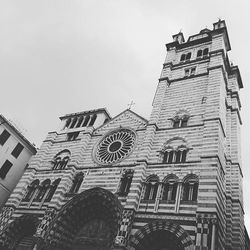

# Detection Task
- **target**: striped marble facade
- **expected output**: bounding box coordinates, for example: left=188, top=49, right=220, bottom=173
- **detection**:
left=0, top=20, right=248, bottom=250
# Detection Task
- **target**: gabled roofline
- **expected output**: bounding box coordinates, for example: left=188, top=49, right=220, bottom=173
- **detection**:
left=94, top=109, right=148, bottom=131
left=0, top=114, right=37, bottom=153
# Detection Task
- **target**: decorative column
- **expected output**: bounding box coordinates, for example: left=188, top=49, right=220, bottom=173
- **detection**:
left=114, top=210, right=134, bottom=249
left=195, top=214, right=216, bottom=250
left=174, top=182, right=182, bottom=213
left=211, top=219, right=217, bottom=250
left=34, top=208, right=57, bottom=250
left=188, top=183, right=194, bottom=201
left=154, top=182, right=163, bottom=212
left=0, top=207, right=14, bottom=231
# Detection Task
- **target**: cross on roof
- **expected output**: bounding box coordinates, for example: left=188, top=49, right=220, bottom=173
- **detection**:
left=127, top=101, right=135, bottom=110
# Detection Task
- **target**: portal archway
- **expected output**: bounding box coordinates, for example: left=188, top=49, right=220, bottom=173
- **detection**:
left=129, top=221, right=194, bottom=250
left=0, top=214, right=39, bottom=250
left=44, top=187, right=123, bottom=250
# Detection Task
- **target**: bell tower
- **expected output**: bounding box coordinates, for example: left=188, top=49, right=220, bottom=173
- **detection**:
left=138, top=19, right=244, bottom=249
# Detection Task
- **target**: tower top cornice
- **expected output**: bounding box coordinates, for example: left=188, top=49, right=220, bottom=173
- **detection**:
left=59, top=108, right=111, bottom=120
left=166, top=19, right=231, bottom=52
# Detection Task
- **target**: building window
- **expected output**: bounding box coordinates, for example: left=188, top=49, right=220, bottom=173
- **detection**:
left=182, top=175, right=199, bottom=201
left=172, top=109, right=190, bottom=128
left=23, top=180, right=40, bottom=201
left=197, top=48, right=209, bottom=59
left=52, top=150, right=71, bottom=170
left=69, top=172, right=84, bottom=193
left=76, top=116, right=84, bottom=128
left=163, top=149, right=187, bottom=164
left=89, top=114, right=97, bottom=126
left=11, top=143, right=24, bottom=158
left=173, top=118, right=188, bottom=128
left=117, top=169, right=134, bottom=196
left=0, top=130, right=11, bottom=146
left=33, top=179, right=51, bottom=202
left=0, top=160, right=13, bottom=179
left=143, top=175, right=159, bottom=200
left=95, top=129, right=136, bottom=165
left=45, top=178, right=61, bottom=202
left=65, top=118, right=71, bottom=128
left=70, top=117, right=77, bottom=128
left=82, top=115, right=90, bottom=127
left=184, top=67, right=196, bottom=77
left=162, top=175, right=178, bottom=201
left=180, top=52, right=191, bottom=63
left=67, top=132, right=80, bottom=141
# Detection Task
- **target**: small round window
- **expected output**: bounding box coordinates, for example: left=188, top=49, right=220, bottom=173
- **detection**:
left=94, top=129, right=136, bottom=164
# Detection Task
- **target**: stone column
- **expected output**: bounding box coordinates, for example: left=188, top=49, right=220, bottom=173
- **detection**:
left=114, top=210, right=134, bottom=250
left=154, top=183, right=162, bottom=212
left=211, top=219, right=217, bottom=250
left=175, top=182, right=182, bottom=213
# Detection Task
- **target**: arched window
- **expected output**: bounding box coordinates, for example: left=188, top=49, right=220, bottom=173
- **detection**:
left=45, top=178, right=61, bottom=202
left=175, top=150, right=182, bottom=163
left=172, top=110, right=190, bottom=128
left=70, top=172, right=84, bottom=193
left=180, top=54, right=186, bottom=62
left=89, top=114, right=97, bottom=126
left=163, top=150, right=174, bottom=164
left=163, top=149, right=187, bottom=164
left=53, top=157, right=61, bottom=170
left=60, top=156, right=69, bottom=170
left=162, top=175, right=178, bottom=201
left=182, top=174, right=199, bottom=201
left=180, top=52, right=192, bottom=63
left=23, top=180, right=40, bottom=201
left=172, top=117, right=188, bottom=128
left=143, top=175, right=159, bottom=200
left=70, top=117, right=77, bottom=129
left=197, top=48, right=209, bottom=59
left=197, top=49, right=202, bottom=58
left=186, top=52, right=191, bottom=61
left=203, top=48, right=209, bottom=56
left=161, top=137, right=189, bottom=164
left=82, top=115, right=90, bottom=126
left=33, top=179, right=51, bottom=202
left=117, top=169, right=134, bottom=196
left=52, top=150, right=71, bottom=170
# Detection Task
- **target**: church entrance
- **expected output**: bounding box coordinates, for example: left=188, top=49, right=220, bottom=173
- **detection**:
left=130, top=221, right=194, bottom=250
left=135, top=230, right=184, bottom=250
left=44, top=187, right=123, bottom=250
left=72, top=219, right=112, bottom=250
left=0, top=214, right=38, bottom=250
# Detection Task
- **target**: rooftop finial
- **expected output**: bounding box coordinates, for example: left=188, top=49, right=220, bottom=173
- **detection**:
left=127, top=101, right=135, bottom=110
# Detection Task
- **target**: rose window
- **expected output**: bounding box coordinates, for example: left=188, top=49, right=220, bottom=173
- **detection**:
left=95, top=129, right=136, bottom=164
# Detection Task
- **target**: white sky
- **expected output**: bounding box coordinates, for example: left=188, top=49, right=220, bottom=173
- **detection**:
left=1, top=0, right=250, bottom=232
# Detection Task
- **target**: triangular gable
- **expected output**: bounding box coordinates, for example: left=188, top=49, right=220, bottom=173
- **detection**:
left=94, top=109, right=148, bottom=135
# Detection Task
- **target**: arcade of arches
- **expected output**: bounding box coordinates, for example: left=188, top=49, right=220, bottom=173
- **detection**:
left=0, top=188, right=193, bottom=250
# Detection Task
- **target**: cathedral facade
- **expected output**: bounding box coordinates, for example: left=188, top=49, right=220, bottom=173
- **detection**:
left=0, top=20, right=247, bottom=250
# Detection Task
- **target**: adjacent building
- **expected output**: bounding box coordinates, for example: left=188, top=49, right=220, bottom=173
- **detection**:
left=0, top=20, right=248, bottom=250
left=0, top=114, right=37, bottom=209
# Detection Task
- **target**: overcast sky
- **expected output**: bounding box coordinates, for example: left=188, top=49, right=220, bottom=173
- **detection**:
left=1, top=0, right=250, bottom=232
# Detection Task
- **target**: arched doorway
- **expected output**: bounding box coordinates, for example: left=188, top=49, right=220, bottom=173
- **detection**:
left=0, top=214, right=38, bottom=250
left=44, top=187, right=123, bottom=250
left=129, top=221, right=194, bottom=250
